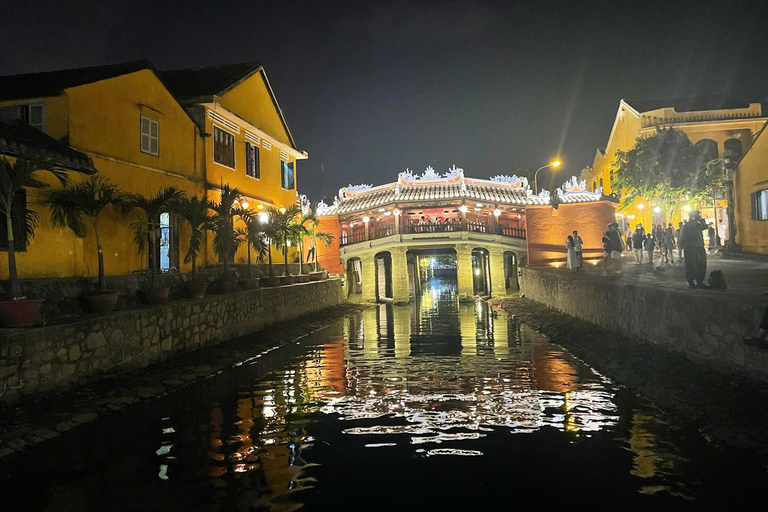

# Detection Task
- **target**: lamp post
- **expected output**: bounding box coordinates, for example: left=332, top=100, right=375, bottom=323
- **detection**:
left=533, top=160, right=562, bottom=195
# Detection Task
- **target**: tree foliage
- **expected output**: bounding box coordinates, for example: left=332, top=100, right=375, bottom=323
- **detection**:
left=46, top=176, right=129, bottom=291
left=0, top=156, right=70, bottom=298
left=173, top=196, right=211, bottom=275
left=612, top=128, right=721, bottom=216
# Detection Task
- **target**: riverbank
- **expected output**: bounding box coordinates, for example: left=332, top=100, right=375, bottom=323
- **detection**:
left=519, top=258, right=768, bottom=382
left=497, top=295, right=768, bottom=464
left=0, top=278, right=345, bottom=404
left=0, top=303, right=367, bottom=461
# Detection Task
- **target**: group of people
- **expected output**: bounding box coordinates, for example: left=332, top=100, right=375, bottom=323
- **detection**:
left=562, top=210, right=712, bottom=288
left=411, top=216, right=462, bottom=233
left=629, top=223, right=678, bottom=266
left=565, top=230, right=584, bottom=271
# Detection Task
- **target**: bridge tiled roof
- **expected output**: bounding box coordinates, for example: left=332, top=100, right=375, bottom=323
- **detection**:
left=317, top=169, right=605, bottom=216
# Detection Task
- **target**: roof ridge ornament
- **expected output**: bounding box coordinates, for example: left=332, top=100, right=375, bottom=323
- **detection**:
left=490, top=174, right=529, bottom=189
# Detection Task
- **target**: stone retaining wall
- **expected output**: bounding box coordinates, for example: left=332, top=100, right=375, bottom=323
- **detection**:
left=0, top=279, right=344, bottom=404
left=0, top=263, right=318, bottom=325
left=520, top=268, right=768, bottom=382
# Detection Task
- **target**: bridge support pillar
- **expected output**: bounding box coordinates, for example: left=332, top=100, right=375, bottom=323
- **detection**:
left=456, top=244, right=475, bottom=302
left=489, top=247, right=507, bottom=298
left=360, top=257, right=377, bottom=303
left=390, top=247, right=410, bottom=304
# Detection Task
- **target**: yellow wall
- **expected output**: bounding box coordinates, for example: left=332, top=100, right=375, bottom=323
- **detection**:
left=734, top=124, right=768, bottom=254
left=594, top=101, right=766, bottom=231
left=219, top=70, right=292, bottom=146
left=0, top=70, right=207, bottom=280
left=0, top=65, right=307, bottom=280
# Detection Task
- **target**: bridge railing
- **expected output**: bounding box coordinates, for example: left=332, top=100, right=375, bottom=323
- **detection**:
left=340, top=222, right=526, bottom=246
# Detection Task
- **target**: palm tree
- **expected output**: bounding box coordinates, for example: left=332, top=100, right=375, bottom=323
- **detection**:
left=234, top=209, right=269, bottom=279
left=173, top=196, right=211, bottom=276
left=46, top=175, right=128, bottom=292
left=129, top=187, right=186, bottom=289
left=208, top=184, right=242, bottom=276
left=304, top=214, right=335, bottom=272
left=266, top=205, right=305, bottom=276
left=0, top=156, right=69, bottom=299
left=293, top=211, right=317, bottom=274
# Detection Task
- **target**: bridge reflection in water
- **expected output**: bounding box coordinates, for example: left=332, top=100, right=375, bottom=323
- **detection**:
left=202, top=278, right=754, bottom=510
left=9, top=280, right=762, bottom=511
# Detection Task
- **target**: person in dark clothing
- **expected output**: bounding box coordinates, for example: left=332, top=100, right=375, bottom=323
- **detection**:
left=707, top=223, right=717, bottom=252
left=643, top=232, right=655, bottom=266
left=678, top=210, right=708, bottom=288
left=677, top=221, right=685, bottom=260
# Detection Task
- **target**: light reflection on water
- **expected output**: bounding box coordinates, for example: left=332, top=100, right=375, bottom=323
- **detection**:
left=172, top=280, right=714, bottom=510
left=6, top=279, right=766, bottom=511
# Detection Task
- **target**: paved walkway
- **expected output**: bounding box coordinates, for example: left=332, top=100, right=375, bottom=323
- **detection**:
left=543, top=249, right=768, bottom=302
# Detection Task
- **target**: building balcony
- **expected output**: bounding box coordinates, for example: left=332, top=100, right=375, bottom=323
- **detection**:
left=340, top=221, right=526, bottom=247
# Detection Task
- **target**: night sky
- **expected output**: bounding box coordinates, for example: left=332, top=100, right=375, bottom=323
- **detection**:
left=2, top=0, right=767, bottom=200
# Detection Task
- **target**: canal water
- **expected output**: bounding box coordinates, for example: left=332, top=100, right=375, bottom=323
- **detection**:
left=1, top=280, right=765, bottom=511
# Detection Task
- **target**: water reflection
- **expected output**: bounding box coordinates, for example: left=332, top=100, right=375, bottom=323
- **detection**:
left=5, top=279, right=763, bottom=511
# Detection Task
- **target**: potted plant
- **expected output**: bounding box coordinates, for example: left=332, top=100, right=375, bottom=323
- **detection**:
left=0, top=156, right=70, bottom=326
left=235, top=209, right=268, bottom=290
left=174, top=196, right=211, bottom=299
left=209, top=184, right=242, bottom=293
left=304, top=213, right=334, bottom=281
left=129, top=187, right=185, bottom=304
left=267, top=205, right=305, bottom=285
left=46, top=175, right=128, bottom=314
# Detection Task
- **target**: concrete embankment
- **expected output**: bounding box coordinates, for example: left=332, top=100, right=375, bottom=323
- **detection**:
left=519, top=267, right=768, bottom=383
left=0, top=302, right=365, bottom=460
left=497, top=295, right=768, bottom=461
left=0, top=279, right=345, bottom=404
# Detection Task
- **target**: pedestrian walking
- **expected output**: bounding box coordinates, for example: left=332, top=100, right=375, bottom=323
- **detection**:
left=572, top=230, right=583, bottom=270
left=643, top=232, right=655, bottom=266
left=679, top=210, right=708, bottom=288
left=601, top=222, right=624, bottom=276
left=632, top=226, right=644, bottom=264
left=677, top=221, right=685, bottom=260
left=566, top=235, right=576, bottom=271
left=662, top=226, right=676, bottom=264
left=707, top=223, right=717, bottom=252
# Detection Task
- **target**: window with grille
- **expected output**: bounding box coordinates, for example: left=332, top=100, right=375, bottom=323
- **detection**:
left=752, top=189, right=768, bottom=221
left=246, top=142, right=260, bottom=179
left=0, top=103, right=45, bottom=132
left=140, top=116, right=159, bottom=156
left=213, top=126, right=235, bottom=168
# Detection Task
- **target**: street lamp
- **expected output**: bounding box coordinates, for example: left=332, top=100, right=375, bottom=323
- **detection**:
left=533, top=160, right=562, bottom=195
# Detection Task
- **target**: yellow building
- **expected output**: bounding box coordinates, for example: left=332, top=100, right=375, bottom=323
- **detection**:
left=582, top=96, right=766, bottom=236
left=733, top=120, right=768, bottom=254
left=0, top=59, right=306, bottom=279
left=161, top=62, right=308, bottom=265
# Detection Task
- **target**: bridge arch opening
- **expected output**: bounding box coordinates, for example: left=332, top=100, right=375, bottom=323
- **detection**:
left=374, top=251, right=393, bottom=302
left=346, top=257, right=363, bottom=297
left=406, top=248, right=458, bottom=298
left=504, top=251, right=519, bottom=291
left=471, top=247, right=491, bottom=298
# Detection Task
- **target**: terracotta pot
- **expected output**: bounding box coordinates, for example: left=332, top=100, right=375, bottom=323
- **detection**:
left=216, top=279, right=239, bottom=294
left=240, top=278, right=260, bottom=290
left=83, top=291, right=119, bottom=314
left=0, top=298, right=43, bottom=327
left=309, top=271, right=324, bottom=281
left=260, top=276, right=281, bottom=287
left=137, top=287, right=170, bottom=305
left=186, top=281, right=209, bottom=300
left=294, top=274, right=310, bottom=283
left=279, top=275, right=295, bottom=285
